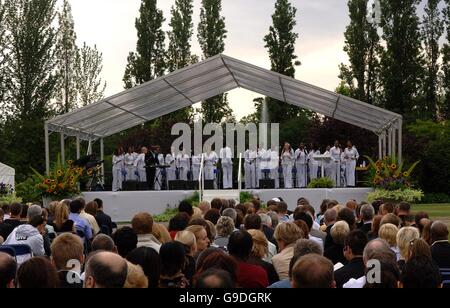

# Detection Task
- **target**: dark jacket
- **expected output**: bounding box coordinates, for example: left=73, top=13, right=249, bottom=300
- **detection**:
left=431, top=241, right=450, bottom=269
left=248, top=256, right=280, bottom=285
left=358, top=222, right=372, bottom=236
left=96, top=210, right=113, bottom=234
left=324, top=243, right=346, bottom=266
left=334, top=257, right=365, bottom=288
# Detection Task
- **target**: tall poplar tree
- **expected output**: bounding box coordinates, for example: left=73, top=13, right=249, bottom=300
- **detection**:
left=441, top=0, right=450, bottom=120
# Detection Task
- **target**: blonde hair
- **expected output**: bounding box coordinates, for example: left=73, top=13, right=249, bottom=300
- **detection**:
left=247, top=229, right=268, bottom=259
left=185, top=225, right=206, bottom=241
left=191, top=206, right=203, bottom=219
left=396, top=227, right=420, bottom=260
left=333, top=204, right=344, bottom=213
left=378, top=223, right=399, bottom=247
left=50, top=233, right=83, bottom=270
left=175, top=230, right=197, bottom=248
left=124, top=261, right=148, bottom=288
left=54, top=202, right=69, bottom=230
left=152, top=223, right=172, bottom=244
left=198, top=201, right=211, bottom=213
left=274, top=222, right=304, bottom=245
left=206, top=220, right=217, bottom=240
left=216, top=216, right=235, bottom=237
left=330, top=221, right=350, bottom=245
left=48, top=201, right=59, bottom=216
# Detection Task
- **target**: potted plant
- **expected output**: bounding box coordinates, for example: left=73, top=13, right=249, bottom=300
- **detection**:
left=307, top=177, right=334, bottom=189
left=365, top=155, right=424, bottom=203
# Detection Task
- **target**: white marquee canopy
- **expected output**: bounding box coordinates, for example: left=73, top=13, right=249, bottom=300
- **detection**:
left=45, top=54, right=402, bottom=174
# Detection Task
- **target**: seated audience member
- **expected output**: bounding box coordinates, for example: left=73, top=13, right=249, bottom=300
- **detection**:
left=415, top=211, right=430, bottom=235
left=52, top=202, right=75, bottom=233
left=0, top=252, right=17, bottom=288
left=198, top=200, right=211, bottom=216
left=244, top=213, right=277, bottom=261
left=291, top=254, right=335, bottom=288
left=50, top=233, right=84, bottom=288
left=371, top=200, right=383, bottom=215
left=78, top=198, right=100, bottom=235
left=127, top=247, right=160, bottom=288
left=188, top=217, right=214, bottom=242
left=185, top=225, right=210, bottom=260
left=178, top=200, right=194, bottom=218
left=396, top=226, right=420, bottom=271
left=174, top=230, right=197, bottom=284
left=421, top=220, right=433, bottom=245
left=380, top=213, right=401, bottom=228
left=337, top=207, right=356, bottom=231
left=168, top=212, right=190, bottom=239
left=131, top=212, right=161, bottom=252
left=297, top=204, right=323, bottom=234
left=92, top=234, right=117, bottom=253
left=152, top=223, right=172, bottom=244
left=275, top=202, right=290, bottom=222
left=272, top=222, right=304, bottom=280
left=210, top=198, right=223, bottom=213
left=0, top=208, right=14, bottom=242
left=323, top=209, right=337, bottom=249
left=247, top=229, right=279, bottom=284
left=249, top=199, right=262, bottom=215
left=324, top=221, right=350, bottom=265
left=368, top=215, right=383, bottom=240
left=259, top=213, right=275, bottom=241
left=222, top=208, right=238, bottom=229
left=16, top=256, right=59, bottom=288
left=430, top=221, right=450, bottom=269
left=213, top=216, right=234, bottom=250
left=124, top=261, right=148, bottom=288
left=346, top=200, right=358, bottom=212
left=227, top=230, right=268, bottom=288
left=378, top=223, right=400, bottom=260
left=364, top=254, right=401, bottom=288
left=159, top=241, right=189, bottom=288
left=69, top=199, right=93, bottom=242
left=396, top=201, right=411, bottom=224
left=204, top=208, right=221, bottom=225
left=84, top=251, right=128, bottom=288
left=194, top=249, right=237, bottom=283
left=267, top=211, right=279, bottom=230
left=194, top=268, right=235, bottom=288
left=379, top=202, right=395, bottom=216
left=112, top=226, right=138, bottom=258
left=358, top=204, right=375, bottom=235
left=294, top=210, right=323, bottom=249
left=3, top=202, right=22, bottom=230
left=400, top=256, right=442, bottom=288
left=94, top=198, right=114, bottom=234
left=334, top=230, right=368, bottom=288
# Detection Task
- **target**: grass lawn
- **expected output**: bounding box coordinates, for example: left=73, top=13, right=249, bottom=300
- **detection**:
left=412, top=203, right=450, bottom=240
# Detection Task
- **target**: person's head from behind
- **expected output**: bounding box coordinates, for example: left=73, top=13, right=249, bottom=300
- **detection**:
left=159, top=241, right=186, bottom=277
left=85, top=201, right=98, bottom=217
left=152, top=223, right=172, bottom=244
left=276, top=201, right=288, bottom=215
left=204, top=209, right=221, bottom=225
left=0, top=252, right=17, bottom=288
left=168, top=212, right=190, bottom=233
left=364, top=255, right=400, bottom=288
left=198, top=201, right=211, bottom=215
left=222, top=208, right=237, bottom=224
left=323, top=209, right=337, bottom=226
left=175, top=230, right=197, bottom=256
left=27, top=204, right=42, bottom=222
left=178, top=200, right=194, bottom=217
left=84, top=251, right=128, bottom=288
left=131, top=212, right=153, bottom=235
left=346, top=200, right=358, bottom=211
left=363, top=239, right=395, bottom=265
left=380, top=213, right=401, bottom=228
left=294, top=239, right=323, bottom=257
left=92, top=234, right=117, bottom=253
left=54, top=202, right=70, bottom=228
left=291, top=255, right=335, bottom=288
left=9, top=202, right=22, bottom=219
left=194, top=268, right=234, bottom=288
left=330, top=221, right=350, bottom=245
left=51, top=233, right=84, bottom=271
left=244, top=213, right=262, bottom=231
left=344, top=230, right=368, bottom=260
left=185, top=225, right=209, bottom=253
left=360, top=204, right=375, bottom=222
left=396, top=227, right=420, bottom=261
left=94, top=198, right=104, bottom=210
left=396, top=201, right=411, bottom=217
left=124, top=261, right=148, bottom=288
left=69, top=199, right=84, bottom=214
left=112, top=226, right=138, bottom=257
left=380, top=202, right=395, bottom=215
left=227, top=230, right=253, bottom=262
left=430, top=221, right=449, bottom=244
left=194, top=249, right=238, bottom=284
left=247, top=229, right=269, bottom=259
left=400, top=256, right=441, bottom=288
left=293, top=210, right=313, bottom=232
left=337, top=207, right=356, bottom=230
left=378, top=223, right=399, bottom=247
left=16, top=257, right=59, bottom=288
left=408, top=238, right=432, bottom=261
left=216, top=216, right=235, bottom=238
left=126, top=247, right=160, bottom=288
left=29, top=215, right=46, bottom=234
left=210, top=198, right=223, bottom=212
left=274, top=222, right=304, bottom=251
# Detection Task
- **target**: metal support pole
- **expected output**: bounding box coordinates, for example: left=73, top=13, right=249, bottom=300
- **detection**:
left=76, top=136, right=80, bottom=159
left=60, top=131, right=65, bottom=164
left=45, top=123, right=50, bottom=175
left=378, top=135, right=382, bottom=160
left=398, top=119, right=403, bottom=163
left=100, top=138, right=105, bottom=184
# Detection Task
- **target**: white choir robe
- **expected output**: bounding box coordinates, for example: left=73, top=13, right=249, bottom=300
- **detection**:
left=270, top=150, right=280, bottom=188
left=124, top=153, right=136, bottom=181
left=244, top=150, right=257, bottom=189
left=323, top=151, right=333, bottom=179
left=294, top=149, right=308, bottom=188
left=177, top=153, right=191, bottom=181
left=340, top=153, right=347, bottom=187
left=281, top=150, right=294, bottom=188
left=344, top=147, right=359, bottom=187
left=155, top=154, right=165, bottom=190
left=330, top=147, right=342, bottom=187
left=308, top=150, right=320, bottom=181
left=203, top=151, right=218, bottom=181
left=112, top=154, right=124, bottom=191
left=165, top=153, right=177, bottom=187
left=134, top=153, right=147, bottom=182
left=220, top=147, right=233, bottom=189
left=255, top=149, right=265, bottom=188
left=191, top=154, right=201, bottom=182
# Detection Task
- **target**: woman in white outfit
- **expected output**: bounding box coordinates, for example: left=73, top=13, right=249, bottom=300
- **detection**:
left=308, top=144, right=320, bottom=181
left=281, top=142, right=294, bottom=189
left=165, top=148, right=177, bottom=187
left=177, top=149, right=191, bottom=181
left=344, top=141, right=359, bottom=187
left=219, top=146, right=233, bottom=189
left=112, top=147, right=125, bottom=192
left=134, top=147, right=148, bottom=182
left=323, top=146, right=333, bottom=180
left=330, top=140, right=342, bottom=187
left=124, top=146, right=136, bottom=181
left=203, top=149, right=218, bottom=181
left=244, top=148, right=257, bottom=188
left=295, top=143, right=308, bottom=188
left=191, top=153, right=202, bottom=181
left=155, top=149, right=165, bottom=190
left=270, top=146, right=280, bottom=188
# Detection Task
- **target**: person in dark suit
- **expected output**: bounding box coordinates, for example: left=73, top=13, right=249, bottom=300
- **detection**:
left=430, top=221, right=450, bottom=269
left=324, top=221, right=350, bottom=265
left=145, top=145, right=159, bottom=190
left=94, top=198, right=114, bottom=235
left=334, top=230, right=368, bottom=288
left=358, top=204, right=375, bottom=236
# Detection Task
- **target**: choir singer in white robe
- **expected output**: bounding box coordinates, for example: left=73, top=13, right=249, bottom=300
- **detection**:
left=343, top=141, right=359, bottom=187
left=134, top=147, right=148, bottom=182
left=177, top=149, right=191, bottom=181
left=204, top=149, right=218, bottom=181
left=220, top=146, right=233, bottom=189
left=281, top=143, right=294, bottom=189
left=124, top=147, right=136, bottom=181
left=330, top=140, right=342, bottom=187
left=244, top=147, right=257, bottom=189
left=112, top=147, right=125, bottom=192
left=295, top=143, right=308, bottom=188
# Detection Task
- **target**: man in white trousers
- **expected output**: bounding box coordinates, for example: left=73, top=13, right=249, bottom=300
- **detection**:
left=244, top=147, right=257, bottom=189
left=203, top=149, right=218, bottom=182
left=220, top=146, right=233, bottom=189
left=177, top=149, right=191, bottom=181
left=295, top=143, right=308, bottom=188
left=344, top=141, right=359, bottom=187
left=270, top=145, right=280, bottom=189
left=330, top=141, right=342, bottom=187
left=124, top=146, right=136, bottom=181
left=191, top=152, right=202, bottom=182
left=165, top=147, right=177, bottom=188
left=134, top=147, right=148, bottom=183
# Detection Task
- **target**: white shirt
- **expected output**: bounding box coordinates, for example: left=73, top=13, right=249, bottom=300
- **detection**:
left=344, top=147, right=359, bottom=162
left=165, top=153, right=176, bottom=168
left=124, top=153, right=135, bottom=166
left=204, top=151, right=218, bottom=166
left=343, top=276, right=366, bottom=288
left=271, top=150, right=279, bottom=169
left=134, top=153, right=146, bottom=169
left=330, top=146, right=342, bottom=162
left=112, top=154, right=124, bottom=168
left=281, top=149, right=294, bottom=166
left=192, top=154, right=202, bottom=166
left=244, top=149, right=257, bottom=165
left=219, top=147, right=232, bottom=165
left=295, top=148, right=308, bottom=164
left=177, top=153, right=191, bottom=169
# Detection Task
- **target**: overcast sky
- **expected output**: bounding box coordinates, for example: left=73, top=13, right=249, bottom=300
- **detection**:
left=70, top=0, right=352, bottom=119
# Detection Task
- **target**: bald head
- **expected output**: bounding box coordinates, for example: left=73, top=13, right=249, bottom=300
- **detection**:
left=363, top=239, right=393, bottom=264
left=292, top=255, right=335, bottom=288
left=84, top=251, right=127, bottom=288
left=0, top=252, right=17, bottom=288
left=430, top=221, right=449, bottom=243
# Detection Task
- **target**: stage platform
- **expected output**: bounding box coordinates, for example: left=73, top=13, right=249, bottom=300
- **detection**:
left=82, top=188, right=373, bottom=222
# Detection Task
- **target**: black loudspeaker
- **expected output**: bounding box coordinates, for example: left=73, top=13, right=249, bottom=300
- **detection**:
left=169, top=180, right=185, bottom=190
left=122, top=181, right=138, bottom=191
left=259, top=179, right=275, bottom=189
left=137, top=182, right=149, bottom=191
left=185, top=181, right=199, bottom=190
left=204, top=180, right=215, bottom=190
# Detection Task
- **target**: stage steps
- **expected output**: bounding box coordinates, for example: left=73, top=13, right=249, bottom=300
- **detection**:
left=202, top=189, right=240, bottom=203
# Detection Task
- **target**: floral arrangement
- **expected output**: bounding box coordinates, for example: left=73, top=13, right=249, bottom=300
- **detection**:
left=365, top=155, right=423, bottom=203
left=0, top=182, right=22, bottom=204
left=32, top=156, right=84, bottom=199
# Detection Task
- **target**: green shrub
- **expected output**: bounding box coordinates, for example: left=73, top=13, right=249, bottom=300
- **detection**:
left=240, top=191, right=254, bottom=203
left=417, top=193, right=450, bottom=204
left=307, top=177, right=334, bottom=189
left=15, top=176, right=41, bottom=203
left=0, top=192, right=23, bottom=204
left=154, top=206, right=178, bottom=223
left=367, top=188, right=424, bottom=203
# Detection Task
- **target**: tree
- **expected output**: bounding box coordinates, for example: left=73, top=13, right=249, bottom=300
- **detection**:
left=441, top=0, right=450, bottom=120
left=0, top=0, right=10, bottom=119
left=75, top=42, right=106, bottom=106
left=379, top=0, right=424, bottom=118
left=197, top=0, right=233, bottom=123
left=338, top=0, right=382, bottom=104
left=420, top=0, right=443, bottom=120
left=4, top=0, right=58, bottom=177
left=263, top=0, right=302, bottom=123
left=54, top=0, right=78, bottom=113
left=123, top=0, right=166, bottom=89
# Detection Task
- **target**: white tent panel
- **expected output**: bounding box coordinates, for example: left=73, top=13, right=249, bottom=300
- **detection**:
left=0, top=162, right=15, bottom=189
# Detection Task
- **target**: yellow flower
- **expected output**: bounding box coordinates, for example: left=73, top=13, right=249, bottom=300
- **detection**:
left=383, top=156, right=389, bottom=161
left=56, top=170, right=63, bottom=176
left=70, top=181, right=75, bottom=186
left=403, top=172, right=409, bottom=177
left=376, top=170, right=381, bottom=175
left=390, top=164, right=397, bottom=170
left=67, top=160, right=74, bottom=165
left=44, top=179, right=51, bottom=185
